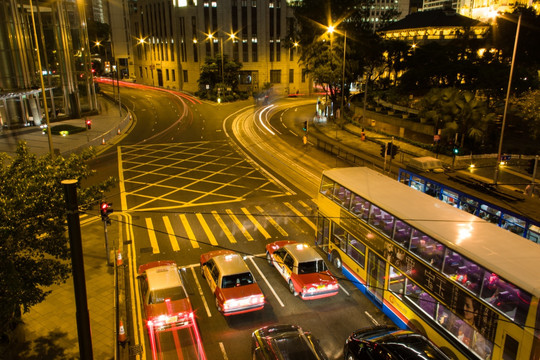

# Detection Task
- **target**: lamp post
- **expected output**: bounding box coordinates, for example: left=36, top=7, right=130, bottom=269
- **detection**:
left=340, top=31, right=347, bottom=119
left=326, top=25, right=335, bottom=119
left=493, top=12, right=522, bottom=185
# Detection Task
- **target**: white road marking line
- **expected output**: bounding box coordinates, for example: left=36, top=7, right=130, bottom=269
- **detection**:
left=365, top=311, right=380, bottom=326
left=219, top=342, right=229, bottom=360
left=191, top=266, right=212, bottom=317
left=338, top=283, right=350, bottom=296
left=248, top=257, right=285, bottom=307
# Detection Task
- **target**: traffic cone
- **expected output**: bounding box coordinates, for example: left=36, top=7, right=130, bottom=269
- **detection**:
left=118, top=319, right=127, bottom=343
left=101, top=137, right=106, bottom=145
left=117, top=250, right=123, bottom=266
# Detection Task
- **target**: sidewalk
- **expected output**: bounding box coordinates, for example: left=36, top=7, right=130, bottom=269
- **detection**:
left=1, top=95, right=129, bottom=359
left=0, top=95, right=130, bottom=158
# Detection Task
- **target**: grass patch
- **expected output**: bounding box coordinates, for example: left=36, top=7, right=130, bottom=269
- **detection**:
left=46, top=124, right=87, bottom=135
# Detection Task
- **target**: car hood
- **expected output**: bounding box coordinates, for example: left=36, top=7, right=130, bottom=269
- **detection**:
left=296, top=271, right=336, bottom=286
left=146, top=298, right=192, bottom=319
left=220, top=283, right=263, bottom=300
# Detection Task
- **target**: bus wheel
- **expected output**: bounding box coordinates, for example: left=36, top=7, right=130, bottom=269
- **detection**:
left=331, top=251, right=342, bottom=269
left=288, top=280, right=298, bottom=296
left=266, top=252, right=272, bottom=265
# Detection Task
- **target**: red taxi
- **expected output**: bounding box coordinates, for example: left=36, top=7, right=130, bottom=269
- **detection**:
left=138, top=260, right=206, bottom=359
left=266, top=241, right=339, bottom=300
left=200, top=250, right=265, bottom=316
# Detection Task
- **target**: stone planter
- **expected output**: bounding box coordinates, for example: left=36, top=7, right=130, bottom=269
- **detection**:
left=402, top=114, right=409, bottom=119
left=375, top=107, right=382, bottom=112
left=388, top=110, right=394, bottom=115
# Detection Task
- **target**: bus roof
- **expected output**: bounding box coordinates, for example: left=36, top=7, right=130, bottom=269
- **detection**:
left=322, top=167, right=540, bottom=297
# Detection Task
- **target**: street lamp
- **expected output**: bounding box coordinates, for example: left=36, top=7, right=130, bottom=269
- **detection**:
left=493, top=12, right=522, bottom=185
left=94, top=40, right=108, bottom=73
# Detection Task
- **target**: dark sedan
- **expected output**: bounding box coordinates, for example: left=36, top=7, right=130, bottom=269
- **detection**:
left=344, top=325, right=451, bottom=360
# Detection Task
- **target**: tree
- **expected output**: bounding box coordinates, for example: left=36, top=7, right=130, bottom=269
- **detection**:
left=418, top=88, right=496, bottom=150
left=509, top=90, right=540, bottom=141
left=290, top=0, right=391, bottom=114
left=0, top=143, right=115, bottom=338
left=197, top=54, right=242, bottom=100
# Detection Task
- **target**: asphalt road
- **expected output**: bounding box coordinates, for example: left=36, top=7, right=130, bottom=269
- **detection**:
left=93, top=85, right=391, bottom=360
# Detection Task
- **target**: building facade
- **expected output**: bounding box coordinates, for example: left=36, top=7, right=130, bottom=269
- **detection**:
left=130, top=0, right=311, bottom=95
left=0, top=0, right=97, bottom=128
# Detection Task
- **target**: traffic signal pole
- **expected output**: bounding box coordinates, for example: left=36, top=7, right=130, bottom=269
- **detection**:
left=62, top=180, right=94, bottom=360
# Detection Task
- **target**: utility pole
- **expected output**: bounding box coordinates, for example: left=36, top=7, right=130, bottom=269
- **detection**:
left=62, top=180, right=93, bottom=360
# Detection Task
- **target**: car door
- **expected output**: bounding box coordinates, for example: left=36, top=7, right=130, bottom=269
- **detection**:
left=272, top=248, right=287, bottom=275
left=282, top=253, right=294, bottom=282
left=203, top=260, right=218, bottom=293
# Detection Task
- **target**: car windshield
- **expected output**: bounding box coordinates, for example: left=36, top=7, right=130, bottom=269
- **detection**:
left=271, top=334, right=325, bottom=360
left=149, top=286, right=187, bottom=304
left=298, top=260, right=327, bottom=274
left=221, top=272, right=254, bottom=288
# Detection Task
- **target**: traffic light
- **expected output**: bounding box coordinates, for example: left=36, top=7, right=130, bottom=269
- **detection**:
left=380, top=144, right=386, bottom=158
left=453, top=146, right=459, bottom=155
left=100, top=201, right=113, bottom=223
left=388, top=143, right=399, bottom=159
left=302, top=121, right=308, bottom=131
left=86, top=119, right=92, bottom=130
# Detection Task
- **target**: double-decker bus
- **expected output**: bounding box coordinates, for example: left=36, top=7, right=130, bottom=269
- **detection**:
left=316, top=167, right=540, bottom=360
left=398, top=168, right=540, bottom=243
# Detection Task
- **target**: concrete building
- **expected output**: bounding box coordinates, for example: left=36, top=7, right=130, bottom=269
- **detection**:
left=130, top=0, right=310, bottom=95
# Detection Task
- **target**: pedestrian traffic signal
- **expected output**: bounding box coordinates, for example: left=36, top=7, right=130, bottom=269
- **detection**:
left=100, top=201, right=113, bottom=223
left=380, top=144, right=386, bottom=158
left=303, top=121, right=308, bottom=131
left=86, top=119, right=92, bottom=130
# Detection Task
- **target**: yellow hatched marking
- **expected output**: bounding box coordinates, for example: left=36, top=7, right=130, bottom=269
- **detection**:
left=144, top=218, right=160, bottom=254
left=284, top=202, right=316, bottom=231
left=226, top=209, right=253, bottom=241
left=196, top=213, right=218, bottom=246
left=162, top=216, right=180, bottom=251
left=256, top=206, right=288, bottom=237
left=180, top=214, right=199, bottom=248
left=242, top=207, right=271, bottom=239
left=212, top=211, right=237, bottom=243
